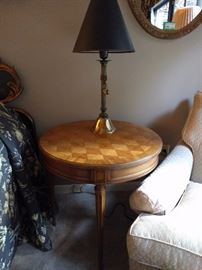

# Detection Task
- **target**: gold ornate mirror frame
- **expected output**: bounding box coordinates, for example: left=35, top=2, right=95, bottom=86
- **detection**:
left=128, top=0, right=202, bottom=39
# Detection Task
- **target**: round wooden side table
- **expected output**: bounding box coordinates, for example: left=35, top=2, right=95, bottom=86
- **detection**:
left=39, top=120, right=162, bottom=270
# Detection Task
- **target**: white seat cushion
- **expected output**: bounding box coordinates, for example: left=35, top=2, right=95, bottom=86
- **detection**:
left=127, top=182, right=202, bottom=270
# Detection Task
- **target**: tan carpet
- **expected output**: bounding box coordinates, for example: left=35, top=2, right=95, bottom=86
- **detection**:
left=11, top=188, right=135, bottom=270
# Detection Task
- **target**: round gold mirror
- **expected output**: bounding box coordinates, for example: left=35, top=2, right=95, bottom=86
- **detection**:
left=128, top=0, right=202, bottom=39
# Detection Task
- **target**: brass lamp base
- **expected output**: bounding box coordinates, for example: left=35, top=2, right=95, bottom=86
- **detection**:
left=92, top=51, right=116, bottom=135
left=93, top=116, right=116, bottom=135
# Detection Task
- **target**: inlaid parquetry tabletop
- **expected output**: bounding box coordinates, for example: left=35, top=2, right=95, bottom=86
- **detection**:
left=39, top=120, right=162, bottom=167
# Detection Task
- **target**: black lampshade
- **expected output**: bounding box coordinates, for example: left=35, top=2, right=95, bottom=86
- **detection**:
left=73, top=0, right=135, bottom=53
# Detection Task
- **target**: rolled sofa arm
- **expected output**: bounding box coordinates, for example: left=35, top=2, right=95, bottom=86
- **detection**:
left=129, top=144, right=193, bottom=214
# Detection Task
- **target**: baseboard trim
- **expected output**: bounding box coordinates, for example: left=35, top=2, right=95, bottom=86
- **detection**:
left=55, top=181, right=141, bottom=194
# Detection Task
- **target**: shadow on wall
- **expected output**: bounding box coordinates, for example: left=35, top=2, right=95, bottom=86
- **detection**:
left=151, top=100, right=190, bottom=147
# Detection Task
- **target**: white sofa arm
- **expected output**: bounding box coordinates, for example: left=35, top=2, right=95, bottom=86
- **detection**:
left=129, top=144, right=193, bottom=214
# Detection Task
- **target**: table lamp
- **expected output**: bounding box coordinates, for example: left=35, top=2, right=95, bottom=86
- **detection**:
left=73, top=0, right=135, bottom=135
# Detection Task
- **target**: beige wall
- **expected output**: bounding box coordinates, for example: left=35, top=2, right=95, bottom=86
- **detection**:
left=0, top=0, right=201, bottom=146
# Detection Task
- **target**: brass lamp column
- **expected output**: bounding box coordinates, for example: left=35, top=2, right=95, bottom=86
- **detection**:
left=93, top=50, right=115, bottom=134
left=73, top=0, right=135, bottom=135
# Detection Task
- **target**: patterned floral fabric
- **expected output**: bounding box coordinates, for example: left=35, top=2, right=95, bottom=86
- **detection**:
left=0, top=103, right=52, bottom=270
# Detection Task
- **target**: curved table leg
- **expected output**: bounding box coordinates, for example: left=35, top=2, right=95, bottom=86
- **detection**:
left=95, top=184, right=106, bottom=270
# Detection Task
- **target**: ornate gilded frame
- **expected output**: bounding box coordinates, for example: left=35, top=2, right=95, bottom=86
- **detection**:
left=128, top=0, right=202, bottom=39
left=0, top=59, right=22, bottom=103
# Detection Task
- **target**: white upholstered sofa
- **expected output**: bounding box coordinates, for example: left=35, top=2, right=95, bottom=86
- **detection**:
left=127, top=92, right=202, bottom=270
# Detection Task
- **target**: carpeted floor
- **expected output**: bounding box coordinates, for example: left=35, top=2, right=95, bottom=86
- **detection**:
left=11, top=187, right=137, bottom=270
